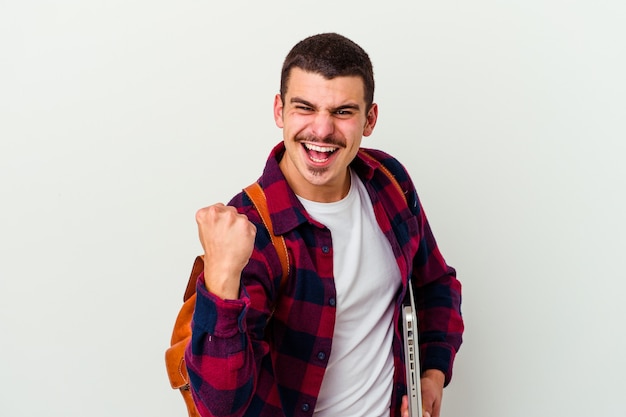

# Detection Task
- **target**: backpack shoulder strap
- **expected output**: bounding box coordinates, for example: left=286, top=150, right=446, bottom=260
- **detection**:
left=244, top=182, right=290, bottom=293
left=358, top=149, right=408, bottom=205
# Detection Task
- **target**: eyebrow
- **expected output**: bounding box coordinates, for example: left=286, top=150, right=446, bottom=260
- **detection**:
left=290, top=97, right=316, bottom=108
left=290, top=97, right=362, bottom=113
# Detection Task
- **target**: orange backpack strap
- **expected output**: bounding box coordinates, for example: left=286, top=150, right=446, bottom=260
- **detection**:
left=244, top=182, right=290, bottom=292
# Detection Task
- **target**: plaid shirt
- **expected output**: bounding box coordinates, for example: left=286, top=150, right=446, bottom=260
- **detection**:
left=186, top=142, right=463, bottom=417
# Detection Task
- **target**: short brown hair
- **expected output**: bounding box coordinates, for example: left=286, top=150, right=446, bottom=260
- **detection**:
left=280, top=33, right=375, bottom=111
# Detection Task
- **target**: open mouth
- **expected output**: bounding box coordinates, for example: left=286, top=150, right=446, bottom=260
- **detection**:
left=302, top=142, right=339, bottom=163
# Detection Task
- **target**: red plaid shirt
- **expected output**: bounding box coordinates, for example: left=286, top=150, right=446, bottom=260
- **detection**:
left=186, top=142, right=463, bottom=417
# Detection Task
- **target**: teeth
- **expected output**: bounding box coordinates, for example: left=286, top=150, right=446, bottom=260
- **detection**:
left=304, top=143, right=337, bottom=153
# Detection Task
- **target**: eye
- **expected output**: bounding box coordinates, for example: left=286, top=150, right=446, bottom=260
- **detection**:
left=334, top=109, right=355, bottom=118
left=295, top=105, right=314, bottom=112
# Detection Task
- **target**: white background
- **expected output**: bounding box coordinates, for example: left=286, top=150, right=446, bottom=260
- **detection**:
left=1, top=1, right=625, bottom=416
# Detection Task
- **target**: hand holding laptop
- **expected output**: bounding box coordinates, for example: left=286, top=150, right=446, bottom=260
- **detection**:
left=419, top=369, right=445, bottom=417
left=402, top=283, right=445, bottom=417
left=401, top=370, right=445, bottom=417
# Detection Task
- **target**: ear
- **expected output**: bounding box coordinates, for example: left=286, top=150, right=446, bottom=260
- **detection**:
left=362, top=103, right=378, bottom=137
left=273, top=94, right=284, bottom=128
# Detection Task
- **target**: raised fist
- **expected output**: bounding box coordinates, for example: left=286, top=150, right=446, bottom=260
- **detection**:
left=195, top=203, right=256, bottom=300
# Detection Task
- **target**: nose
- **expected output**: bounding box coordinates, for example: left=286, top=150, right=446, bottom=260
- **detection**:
left=311, top=112, right=335, bottom=139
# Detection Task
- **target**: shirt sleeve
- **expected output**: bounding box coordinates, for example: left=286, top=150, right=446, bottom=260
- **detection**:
left=185, top=193, right=282, bottom=417
left=184, top=272, right=258, bottom=417
left=184, top=218, right=281, bottom=416
left=359, top=148, right=464, bottom=387
left=410, top=188, right=464, bottom=386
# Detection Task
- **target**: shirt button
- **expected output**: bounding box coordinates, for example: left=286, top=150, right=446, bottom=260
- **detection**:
left=301, top=403, right=310, bottom=412
left=329, top=298, right=336, bottom=307
left=317, top=351, right=326, bottom=361
left=321, top=245, right=330, bottom=254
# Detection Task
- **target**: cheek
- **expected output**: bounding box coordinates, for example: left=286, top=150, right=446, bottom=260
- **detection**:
left=285, top=119, right=310, bottom=138
left=340, top=123, right=366, bottom=143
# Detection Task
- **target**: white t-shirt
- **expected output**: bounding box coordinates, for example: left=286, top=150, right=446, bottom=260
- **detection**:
left=297, top=169, right=402, bottom=417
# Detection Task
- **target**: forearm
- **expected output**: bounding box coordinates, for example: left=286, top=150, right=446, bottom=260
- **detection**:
left=185, top=274, right=258, bottom=417
left=416, top=269, right=464, bottom=386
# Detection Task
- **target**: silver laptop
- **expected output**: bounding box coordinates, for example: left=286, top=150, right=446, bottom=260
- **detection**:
left=402, top=284, right=423, bottom=417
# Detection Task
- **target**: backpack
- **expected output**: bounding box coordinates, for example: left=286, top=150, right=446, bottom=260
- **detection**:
left=165, top=151, right=405, bottom=416
left=165, top=182, right=290, bottom=417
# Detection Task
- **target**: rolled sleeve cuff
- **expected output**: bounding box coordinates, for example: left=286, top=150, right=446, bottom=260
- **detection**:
left=193, top=272, right=250, bottom=338
left=420, top=343, right=457, bottom=387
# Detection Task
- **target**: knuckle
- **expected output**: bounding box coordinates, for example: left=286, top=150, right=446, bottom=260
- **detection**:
left=195, top=208, right=208, bottom=222
left=196, top=203, right=225, bottom=223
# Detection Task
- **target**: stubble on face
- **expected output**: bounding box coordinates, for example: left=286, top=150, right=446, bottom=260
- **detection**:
left=293, top=132, right=347, bottom=177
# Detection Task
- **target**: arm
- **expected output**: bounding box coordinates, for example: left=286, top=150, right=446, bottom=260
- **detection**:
left=411, top=202, right=463, bottom=386
left=358, top=149, right=463, bottom=413
left=406, top=189, right=462, bottom=417
left=184, top=203, right=278, bottom=417
left=377, top=150, right=463, bottom=384
left=186, top=276, right=257, bottom=417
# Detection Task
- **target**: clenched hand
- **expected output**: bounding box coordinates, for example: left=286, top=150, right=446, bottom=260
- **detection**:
left=196, top=203, right=256, bottom=300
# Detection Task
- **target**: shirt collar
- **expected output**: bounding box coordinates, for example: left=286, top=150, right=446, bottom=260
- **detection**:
left=258, top=142, right=380, bottom=235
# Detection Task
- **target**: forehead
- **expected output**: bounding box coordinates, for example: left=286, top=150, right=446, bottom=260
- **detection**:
left=285, top=67, right=366, bottom=105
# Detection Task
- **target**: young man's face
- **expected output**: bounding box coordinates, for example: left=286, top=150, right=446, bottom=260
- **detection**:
left=274, top=67, right=378, bottom=203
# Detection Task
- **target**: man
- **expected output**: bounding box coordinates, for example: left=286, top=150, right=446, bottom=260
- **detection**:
left=186, top=33, right=463, bottom=417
